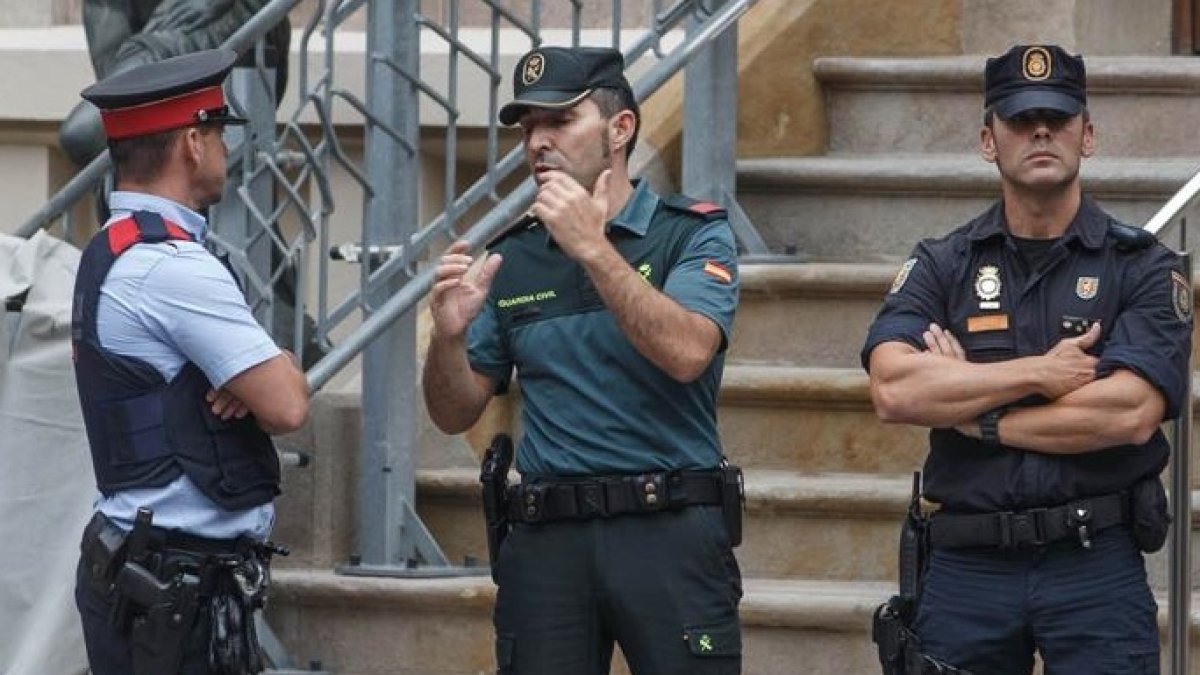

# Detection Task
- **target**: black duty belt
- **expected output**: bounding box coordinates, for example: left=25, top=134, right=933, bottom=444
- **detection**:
left=928, top=492, right=1127, bottom=550
left=507, top=470, right=723, bottom=524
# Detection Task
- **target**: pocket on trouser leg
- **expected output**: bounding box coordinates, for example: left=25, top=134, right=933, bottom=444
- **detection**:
left=495, top=634, right=515, bottom=675
left=682, top=620, right=742, bottom=674
left=1097, top=647, right=1159, bottom=675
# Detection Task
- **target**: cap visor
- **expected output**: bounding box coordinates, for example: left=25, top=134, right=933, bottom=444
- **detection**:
left=994, top=90, right=1083, bottom=119
left=498, top=89, right=592, bottom=125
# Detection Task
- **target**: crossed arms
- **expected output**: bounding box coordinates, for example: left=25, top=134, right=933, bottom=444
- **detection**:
left=866, top=322, right=1166, bottom=455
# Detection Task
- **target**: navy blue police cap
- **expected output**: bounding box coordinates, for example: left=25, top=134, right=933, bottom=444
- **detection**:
left=81, top=48, right=247, bottom=141
left=499, top=46, right=635, bottom=125
left=984, top=44, right=1087, bottom=119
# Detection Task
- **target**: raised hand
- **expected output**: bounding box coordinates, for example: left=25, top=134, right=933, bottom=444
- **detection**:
left=429, top=240, right=503, bottom=339
left=531, top=168, right=611, bottom=263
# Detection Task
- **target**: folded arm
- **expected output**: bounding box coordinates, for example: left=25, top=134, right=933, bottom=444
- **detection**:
left=958, top=369, right=1166, bottom=454
left=867, top=322, right=1101, bottom=428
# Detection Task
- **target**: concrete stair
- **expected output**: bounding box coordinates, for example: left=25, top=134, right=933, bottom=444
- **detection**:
left=266, top=567, right=1200, bottom=675
left=738, top=155, right=1200, bottom=261
left=736, top=55, right=1200, bottom=261
left=266, top=572, right=894, bottom=675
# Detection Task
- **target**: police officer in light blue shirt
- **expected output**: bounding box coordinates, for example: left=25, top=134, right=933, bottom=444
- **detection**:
left=71, top=49, right=309, bottom=675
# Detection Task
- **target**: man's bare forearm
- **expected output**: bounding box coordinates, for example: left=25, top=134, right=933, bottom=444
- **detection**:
left=579, top=244, right=720, bottom=382
left=422, top=331, right=493, bottom=434
left=976, top=370, right=1166, bottom=454
left=869, top=343, right=1044, bottom=427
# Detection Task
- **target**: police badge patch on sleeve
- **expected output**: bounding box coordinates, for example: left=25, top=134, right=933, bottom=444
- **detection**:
left=1171, top=270, right=1192, bottom=322
left=890, top=258, right=917, bottom=294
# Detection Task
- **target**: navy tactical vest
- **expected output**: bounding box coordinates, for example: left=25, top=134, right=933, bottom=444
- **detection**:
left=72, top=210, right=280, bottom=510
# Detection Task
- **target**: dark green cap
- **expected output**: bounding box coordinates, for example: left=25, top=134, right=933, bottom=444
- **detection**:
left=499, top=46, right=633, bottom=125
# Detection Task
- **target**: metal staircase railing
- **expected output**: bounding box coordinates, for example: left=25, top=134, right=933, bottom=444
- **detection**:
left=1142, top=179, right=1195, bottom=675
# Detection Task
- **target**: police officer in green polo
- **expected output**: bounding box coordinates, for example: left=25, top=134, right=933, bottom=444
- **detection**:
left=423, top=46, right=743, bottom=675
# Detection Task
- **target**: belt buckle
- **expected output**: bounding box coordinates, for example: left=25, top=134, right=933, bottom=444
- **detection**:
left=577, top=482, right=607, bottom=518
left=1000, top=508, right=1047, bottom=548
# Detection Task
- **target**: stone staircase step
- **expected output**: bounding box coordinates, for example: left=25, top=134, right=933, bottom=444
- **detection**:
left=732, top=262, right=1200, bottom=367
left=737, top=154, right=1199, bottom=261
left=718, top=365, right=926, bottom=473
left=720, top=365, right=1200, bottom=476
left=412, top=467, right=1200, bottom=586
left=265, top=570, right=1200, bottom=675
left=814, top=56, right=1200, bottom=157
left=730, top=262, right=891, bottom=367
left=264, top=572, right=893, bottom=675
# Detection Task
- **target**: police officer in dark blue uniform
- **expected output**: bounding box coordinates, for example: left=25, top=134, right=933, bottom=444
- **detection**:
left=423, top=46, right=743, bottom=675
left=863, top=44, right=1192, bottom=675
left=71, top=49, right=310, bottom=675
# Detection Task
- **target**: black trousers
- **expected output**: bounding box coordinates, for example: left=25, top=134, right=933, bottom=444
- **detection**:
left=492, top=505, right=743, bottom=675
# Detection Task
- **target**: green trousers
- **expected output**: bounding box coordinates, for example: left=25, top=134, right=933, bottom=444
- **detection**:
left=492, top=505, right=743, bottom=675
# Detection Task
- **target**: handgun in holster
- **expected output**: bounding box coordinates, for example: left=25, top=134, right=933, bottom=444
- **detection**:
left=123, top=561, right=201, bottom=675
left=109, top=507, right=155, bottom=634
left=480, top=433, right=514, bottom=582
left=108, top=507, right=202, bottom=675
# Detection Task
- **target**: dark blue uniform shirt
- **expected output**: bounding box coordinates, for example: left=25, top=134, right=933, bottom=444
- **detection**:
left=862, top=197, right=1192, bottom=512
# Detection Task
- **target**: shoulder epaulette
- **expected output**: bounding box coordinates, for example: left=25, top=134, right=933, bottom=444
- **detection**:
left=486, top=213, right=541, bottom=250
left=662, top=195, right=727, bottom=221
left=1107, top=220, right=1156, bottom=252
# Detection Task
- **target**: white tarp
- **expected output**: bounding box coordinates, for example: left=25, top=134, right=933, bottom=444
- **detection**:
left=0, top=231, right=90, bottom=675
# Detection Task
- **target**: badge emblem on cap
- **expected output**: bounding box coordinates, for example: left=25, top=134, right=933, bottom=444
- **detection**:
left=975, top=265, right=1002, bottom=309
left=1075, top=276, right=1099, bottom=300
left=523, top=53, right=545, bottom=86
left=1023, top=46, right=1051, bottom=81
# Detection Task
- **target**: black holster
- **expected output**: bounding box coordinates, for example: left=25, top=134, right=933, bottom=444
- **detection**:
left=124, top=563, right=202, bottom=675
left=480, top=433, right=514, bottom=582
left=1130, top=476, right=1171, bottom=553
left=720, top=459, right=745, bottom=547
left=103, top=508, right=200, bottom=675
left=873, top=473, right=973, bottom=675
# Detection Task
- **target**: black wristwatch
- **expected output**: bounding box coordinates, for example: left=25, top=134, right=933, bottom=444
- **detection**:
left=978, top=408, right=1006, bottom=445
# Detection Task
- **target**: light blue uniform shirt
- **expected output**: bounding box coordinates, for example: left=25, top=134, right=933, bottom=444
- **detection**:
left=93, top=191, right=280, bottom=539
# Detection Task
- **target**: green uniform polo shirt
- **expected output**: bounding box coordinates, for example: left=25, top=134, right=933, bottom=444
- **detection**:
left=467, top=180, right=739, bottom=476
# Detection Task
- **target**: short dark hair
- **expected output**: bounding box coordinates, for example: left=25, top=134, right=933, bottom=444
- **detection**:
left=109, top=128, right=182, bottom=185
left=590, top=87, right=640, bottom=157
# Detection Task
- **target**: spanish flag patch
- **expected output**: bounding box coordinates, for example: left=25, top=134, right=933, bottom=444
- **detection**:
left=703, top=260, right=732, bottom=284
